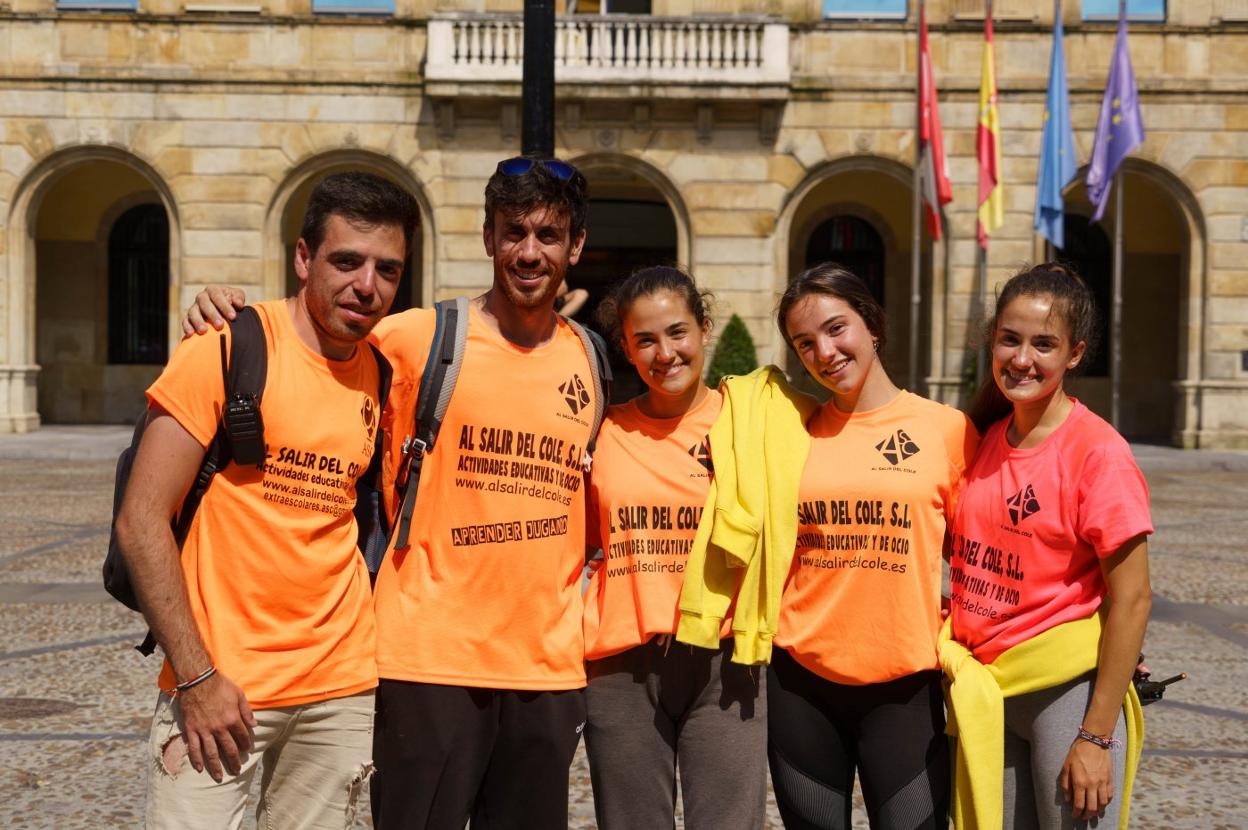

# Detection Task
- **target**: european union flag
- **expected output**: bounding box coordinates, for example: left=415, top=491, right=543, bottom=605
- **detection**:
left=1086, top=10, right=1145, bottom=223
left=1034, top=6, right=1077, bottom=249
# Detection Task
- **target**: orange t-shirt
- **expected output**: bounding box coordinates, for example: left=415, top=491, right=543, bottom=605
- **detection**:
left=583, top=391, right=726, bottom=660
left=147, top=300, right=380, bottom=709
left=370, top=305, right=599, bottom=690
left=775, top=391, right=978, bottom=685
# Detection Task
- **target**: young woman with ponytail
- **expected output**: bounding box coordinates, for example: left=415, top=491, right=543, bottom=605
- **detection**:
left=943, top=262, right=1153, bottom=830
left=583, top=266, right=768, bottom=830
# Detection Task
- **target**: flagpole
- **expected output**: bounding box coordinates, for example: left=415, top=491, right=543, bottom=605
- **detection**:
left=1111, top=169, right=1124, bottom=430
left=909, top=0, right=924, bottom=392
left=976, top=0, right=992, bottom=390
left=976, top=248, right=987, bottom=388
left=1110, top=0, right=1127, bottom=432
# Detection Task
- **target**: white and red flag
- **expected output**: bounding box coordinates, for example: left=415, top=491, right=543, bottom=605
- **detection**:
left=918, top=3, right=952, bottom=240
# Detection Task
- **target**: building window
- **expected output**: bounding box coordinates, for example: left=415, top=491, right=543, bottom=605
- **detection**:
left=56, top=0, right=138, bottom=8
left=567, top=0, right=651, bottom=13
left=312, top=0, right=395, bottom=14
left=805, top=216, right=886, bottom=306
left=1082, top=0, right=1165, bottom=21
left=823, top=0, right=908, bottom=19
left=108, top=204, right=169, bottom=365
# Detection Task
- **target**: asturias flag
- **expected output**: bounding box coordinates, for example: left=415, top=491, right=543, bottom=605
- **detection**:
left=976, top=12, right=1004, bottom=249
left=1086, top=7, right=1145, bottom=222
left=918, top=3, right=952, bottom=240
left=1034, top=1, right=1077, bottom=249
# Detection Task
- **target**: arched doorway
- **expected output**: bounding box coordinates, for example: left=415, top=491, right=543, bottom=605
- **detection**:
left=1052, top=170, right=1185, bottom=443
left=108, top=204, right=170, bottom=366
left=780, top=160, right=926, bottom=393
left=1051, top=214, right=1111, bottom=378
left=569, top=157, right=685, bottom=401
left=804, top=215, right=886, bottom=305
left=31, top=158, right=174, bottom=423
left=268, top=153, right=430, bottom=315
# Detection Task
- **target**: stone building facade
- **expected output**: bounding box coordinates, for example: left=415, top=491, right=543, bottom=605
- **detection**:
left=0, top=0, right=1244, bottom=446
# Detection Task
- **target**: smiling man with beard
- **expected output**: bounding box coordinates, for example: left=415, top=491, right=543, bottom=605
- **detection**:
left=365, top=157, right=596, bottom=829
left=116, top=172, right=417, bottom=829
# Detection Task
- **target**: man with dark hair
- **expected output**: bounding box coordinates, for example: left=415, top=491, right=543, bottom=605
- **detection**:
left=185, top=157, right=600, bottom=829
left=119, top=171, right=416, bottom=829
left=367, top=157, right=594, bottom=829
left=302, top=170, right=420, bottom=256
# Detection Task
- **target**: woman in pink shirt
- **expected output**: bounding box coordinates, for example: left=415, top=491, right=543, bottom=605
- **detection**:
left=949, top=263, right=1153, bottom=828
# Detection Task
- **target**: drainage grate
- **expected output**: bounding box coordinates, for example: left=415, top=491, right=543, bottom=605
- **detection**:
left=0, top=698, right=78, bottom=719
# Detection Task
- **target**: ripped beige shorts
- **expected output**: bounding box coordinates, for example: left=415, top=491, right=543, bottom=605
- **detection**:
left=145, top=689, right=375, bottom=830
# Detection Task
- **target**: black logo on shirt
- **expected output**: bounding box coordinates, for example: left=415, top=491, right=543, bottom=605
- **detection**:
left=1006, top=484, right=1041, bottom=525
left=875, top=430, right=920, bottom=466
left=361, top=395, right=377, bottom=440
left=559, top=374, right=590, bottom=415
left=688, top=436, right=713, bottom=473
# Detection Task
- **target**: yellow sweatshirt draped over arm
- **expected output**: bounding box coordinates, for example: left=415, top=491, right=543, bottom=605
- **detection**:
left=676, top=366, right=817, bottom=665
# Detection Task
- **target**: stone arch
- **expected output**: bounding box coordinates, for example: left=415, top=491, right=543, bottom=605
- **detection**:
left=3, top=145, right=181, bottom=429
left=1044, top=157, right=1205, bottom=445
left=569, top=152, right=692, bottom=272
left=1123, top=159, right=1208, bottom=447
left=774, top=156, right=932, bottom=388
left=264, top=150, right=435, bottom=311
left=561, top=152, right=690, bottom=401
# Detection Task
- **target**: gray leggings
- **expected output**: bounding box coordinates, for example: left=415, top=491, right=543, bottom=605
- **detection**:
left=1002, top=672, right=1127, bottom=830
left=584, top=637, right=767, bottom=830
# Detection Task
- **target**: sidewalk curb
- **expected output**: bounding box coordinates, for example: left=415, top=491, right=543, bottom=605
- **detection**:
left=0, top=426, right=133, bottom=462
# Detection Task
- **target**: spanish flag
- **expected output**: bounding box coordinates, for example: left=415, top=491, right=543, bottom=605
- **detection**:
left=976, top=11, right=1004, bottom=249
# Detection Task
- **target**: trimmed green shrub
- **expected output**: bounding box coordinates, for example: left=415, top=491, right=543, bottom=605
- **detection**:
left=706, top=313, right=758, bottom=387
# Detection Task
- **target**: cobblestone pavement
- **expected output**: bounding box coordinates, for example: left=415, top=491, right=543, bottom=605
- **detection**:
left=0, top=428, right=1244, bottom=828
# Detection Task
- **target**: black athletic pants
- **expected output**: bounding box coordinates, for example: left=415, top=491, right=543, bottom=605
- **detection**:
left=371, top=679, right=586, bottom=830
left=767, top=649, right=949, bottom=830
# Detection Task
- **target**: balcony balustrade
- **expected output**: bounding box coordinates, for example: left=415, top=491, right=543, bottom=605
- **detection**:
left=425, top=13, right=790, bottom=89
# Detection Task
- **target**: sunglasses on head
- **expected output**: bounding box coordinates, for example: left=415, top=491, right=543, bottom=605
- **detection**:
left=496, top=157, right=578, bottom=181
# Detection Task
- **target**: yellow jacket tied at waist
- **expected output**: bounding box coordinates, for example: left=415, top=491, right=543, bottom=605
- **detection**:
left=939, top=613, right=1144, bottom=830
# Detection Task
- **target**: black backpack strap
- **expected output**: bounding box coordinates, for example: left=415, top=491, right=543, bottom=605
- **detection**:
left=358, top=344, right=393, bottom=578
left=137, top=309, right=267, bottom=656
left=566, top=318, right=613, bottom=457
left=373, top=344, right=393, bottom=411
left=173, top=306, right=267, bottom=543
left=227, top=306, right=268, bottom=403
left=393, top=297, right=469, bottom=550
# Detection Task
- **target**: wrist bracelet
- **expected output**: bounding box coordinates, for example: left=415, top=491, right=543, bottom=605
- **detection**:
left=1076, top=726, right=1122, bottom=750
left=164, top=665, right=217, bottom=698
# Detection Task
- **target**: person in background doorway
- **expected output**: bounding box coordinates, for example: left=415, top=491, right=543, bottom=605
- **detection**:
left=555, top=279, right=589, bottom=319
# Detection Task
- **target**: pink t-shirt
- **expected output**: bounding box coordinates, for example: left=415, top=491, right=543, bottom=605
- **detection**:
left=950, top=400, right=1153, bottom=664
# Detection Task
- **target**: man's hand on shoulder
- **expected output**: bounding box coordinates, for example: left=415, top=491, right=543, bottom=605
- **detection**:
left=183, top=285, right=248, bottom=336
left=177, top=671, right=257, bottom=782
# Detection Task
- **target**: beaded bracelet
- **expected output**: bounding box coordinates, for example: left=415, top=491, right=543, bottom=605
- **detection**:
left=1076, top=726, right=1123, bottom=751
left=163, top=666, right=217, bottom=698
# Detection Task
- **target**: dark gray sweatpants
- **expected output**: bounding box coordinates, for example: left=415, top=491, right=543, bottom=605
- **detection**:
left=584, top=637, right=767, bottom=830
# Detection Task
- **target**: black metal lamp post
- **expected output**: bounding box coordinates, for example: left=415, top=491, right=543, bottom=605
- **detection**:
left=521, top=0, right=557, bottom=158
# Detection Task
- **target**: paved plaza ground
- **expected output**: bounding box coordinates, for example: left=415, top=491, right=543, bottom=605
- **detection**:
left=0, top=426, right=1244, bottom=829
